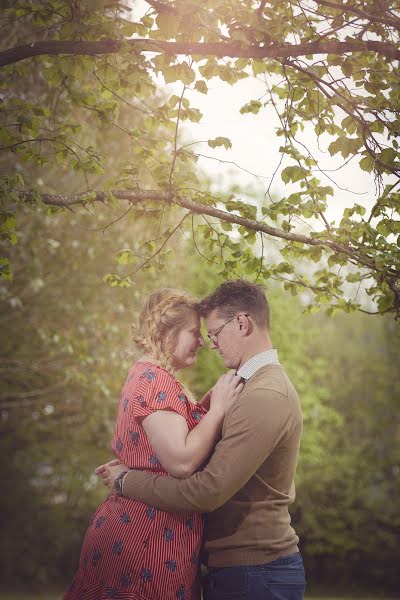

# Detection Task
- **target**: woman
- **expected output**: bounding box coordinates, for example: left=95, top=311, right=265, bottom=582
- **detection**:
left=64, top=288, right=243, bottom=600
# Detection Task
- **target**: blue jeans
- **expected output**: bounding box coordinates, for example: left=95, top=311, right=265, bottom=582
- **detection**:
left=204, top=552, right=306, bottom=600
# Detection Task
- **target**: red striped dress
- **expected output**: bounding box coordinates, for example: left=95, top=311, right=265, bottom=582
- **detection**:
left=64, top=361, right=206, bottom=600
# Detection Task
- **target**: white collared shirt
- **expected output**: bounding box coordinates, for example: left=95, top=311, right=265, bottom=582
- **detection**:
left=236, top=349, right=280, bottom=380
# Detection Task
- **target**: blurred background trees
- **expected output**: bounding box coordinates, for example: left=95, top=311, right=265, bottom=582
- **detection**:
left=1, top=0, right=399, bottom=595
left=1, top=206, right=399, bottom=593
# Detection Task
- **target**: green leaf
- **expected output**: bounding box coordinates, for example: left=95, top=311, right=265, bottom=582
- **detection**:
left=341, top=116, right=357, bottom=135
left=116, top=249, right=136, bottom=265
left=310, top=247, right=323, bottom=262
left=226, top=200, right=257, bottom=220
left=281, top=166, right=307, bottom=184
left=156, top=13, right=180, bottom=38
left=164, top=63, right=196, bottom=85
left=0, top=257, right=12, bottom=280
left=207, top=137, right=232, bottom=150
left=199, top=59, right=218, bottom=80
left=342, top=60, right=353, bottom=77
left=252, top=59, right=267, bottom=75
left=359, top=154, right=374, bottom=172
left=328, top=137, right=363, bottom=159
left=195, top=80, right=208, bottom=94
left=221, top=221, right=232, bottom=231
left=239, top=100, right=262, bottom=115
left=377, top=292, right=394, bottom=313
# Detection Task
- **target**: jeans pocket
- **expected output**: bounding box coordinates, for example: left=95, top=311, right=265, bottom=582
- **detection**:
left=265, top=581, right=306, bottom=600
left=205, top=568, right=247, bottom=599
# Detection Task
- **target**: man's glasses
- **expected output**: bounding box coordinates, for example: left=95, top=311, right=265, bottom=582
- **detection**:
left=207, top=314, right=249, bottom=344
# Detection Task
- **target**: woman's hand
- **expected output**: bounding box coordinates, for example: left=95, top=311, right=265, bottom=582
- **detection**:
left=199, top=387, right=214, bottom=410
left=95, top=459, right=129, bottom=489
left=209, top=370, right=244, bottom=416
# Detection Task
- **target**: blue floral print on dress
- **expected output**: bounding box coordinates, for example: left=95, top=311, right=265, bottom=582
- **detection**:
left=120, top=512, right=130, bottom=524
left=165, top=559, right=177, bottom=572
left=136, top=394, right=146, bottom=407
left=129, top=431, right=139, bottom=445
left=141, top=568, right=152, bottom=582
left=142, top=368, right=156, bottom=382
left=176, top=584, right=185, bottom=599
left=191, top=410, right=202, bottom=421
left=178, top=393, right=187, bottom=403
left=105, top=588, right=117, bottom=598
left=185, top=517, right=193, bottom=529
left=121, top=573, right=132, bottom=588
left=149, top=454, right=160, bottom=465
left=164, top=528, right=174, bottom=542
left=112, top=540, right=123, bottom=556
left=145, top=506, right=156, bottom=520
left=92, top=549, right=102, bottom=566
left=95, top=515, right=105, bottom=528
left=116, top=438, right=123, bottom=451
left=156, top=391, right=167, bottom=402
left=123, top=397, right=129, bottom=411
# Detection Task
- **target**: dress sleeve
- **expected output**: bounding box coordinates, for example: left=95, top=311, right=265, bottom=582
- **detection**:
left=131, top=365, right=189, bottom=424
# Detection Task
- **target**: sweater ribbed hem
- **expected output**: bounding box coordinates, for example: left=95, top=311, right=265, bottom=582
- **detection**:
left=206, top=542, right=299, bottom=568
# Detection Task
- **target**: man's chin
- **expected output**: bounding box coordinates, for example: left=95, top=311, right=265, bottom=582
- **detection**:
left=221, top=356, right=235, bottom=369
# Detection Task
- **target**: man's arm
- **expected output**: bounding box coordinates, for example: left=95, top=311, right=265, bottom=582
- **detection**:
left=110, top=389, right=291, bottom=513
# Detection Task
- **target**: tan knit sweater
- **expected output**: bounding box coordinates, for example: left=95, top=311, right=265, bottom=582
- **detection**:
left=123, top=364, right=303, bottom=567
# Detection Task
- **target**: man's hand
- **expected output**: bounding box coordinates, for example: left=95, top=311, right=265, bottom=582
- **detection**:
left=95, top=459, right=129, bottom=489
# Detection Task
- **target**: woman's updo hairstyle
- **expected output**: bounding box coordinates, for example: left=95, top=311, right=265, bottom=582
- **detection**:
left=132, top=288, right=198, bottom=373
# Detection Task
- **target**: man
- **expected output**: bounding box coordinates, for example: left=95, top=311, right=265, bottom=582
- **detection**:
left=98, top=280, right=305, bottom=599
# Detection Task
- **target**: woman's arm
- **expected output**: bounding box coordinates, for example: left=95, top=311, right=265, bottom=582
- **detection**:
left=142, top=371, right=243, bottom=478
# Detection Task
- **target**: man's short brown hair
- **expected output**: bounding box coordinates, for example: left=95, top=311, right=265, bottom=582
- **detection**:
left=198, top=279, right=270, bottom=330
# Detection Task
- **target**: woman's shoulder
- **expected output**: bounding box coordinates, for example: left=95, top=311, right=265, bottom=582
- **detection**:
left=133, top=361, right=182, bottom=388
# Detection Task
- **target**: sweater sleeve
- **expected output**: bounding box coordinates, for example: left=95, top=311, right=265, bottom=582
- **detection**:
left=122, top=387, right=292, bottom=512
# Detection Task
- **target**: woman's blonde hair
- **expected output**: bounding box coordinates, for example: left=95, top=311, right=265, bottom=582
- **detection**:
left=132, top=288, right=198, bottom=373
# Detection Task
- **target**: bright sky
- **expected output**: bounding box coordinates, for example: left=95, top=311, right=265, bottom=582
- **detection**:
left=164, top=74, right=380, bottom=228
left=132, top=1, right=389, bottom=230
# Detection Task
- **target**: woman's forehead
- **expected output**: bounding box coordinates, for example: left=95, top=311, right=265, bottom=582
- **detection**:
left=186, top=311, right=200, bottom=327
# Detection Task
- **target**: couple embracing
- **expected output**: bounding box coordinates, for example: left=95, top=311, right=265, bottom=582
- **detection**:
left=65, top=279, right=305, bottom=600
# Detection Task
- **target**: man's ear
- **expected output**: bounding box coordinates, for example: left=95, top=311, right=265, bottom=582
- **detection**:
left=238, top=314, right=250, bottom=335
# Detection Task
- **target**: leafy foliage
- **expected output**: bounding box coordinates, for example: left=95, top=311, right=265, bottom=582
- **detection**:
left=1, top=194, right=398, bottom=592
left=1, top=0, right=399, bottom=315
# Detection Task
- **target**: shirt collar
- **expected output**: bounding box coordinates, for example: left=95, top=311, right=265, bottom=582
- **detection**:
left=237, top=349, right=280, bottom=380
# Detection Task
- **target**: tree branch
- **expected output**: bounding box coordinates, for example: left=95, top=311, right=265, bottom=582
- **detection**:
left=1, top=38, right=399, bottom=69
left=257, top=0, right=268, bottom=16
left=15, top=188, right=391, bottom=276
left=314, top=0, right=400, bottom=29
